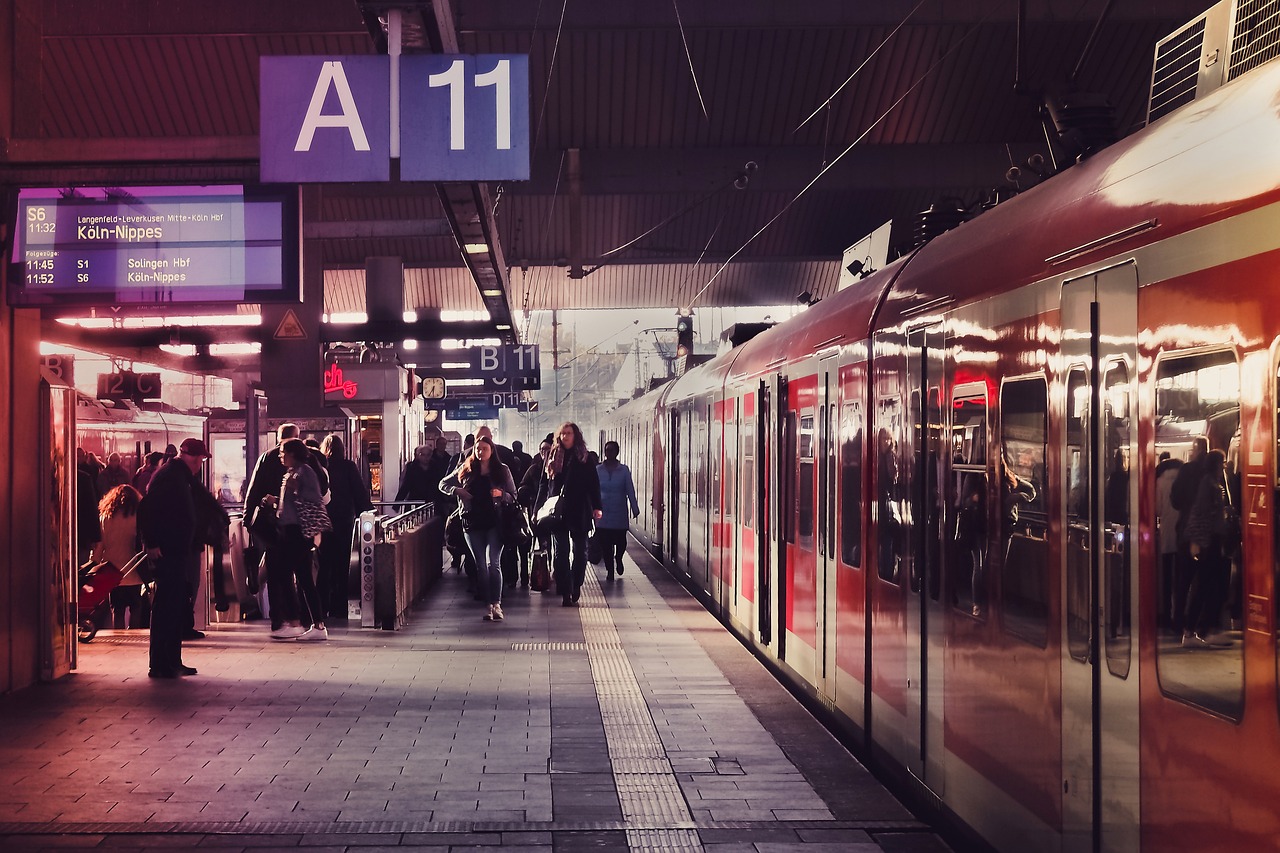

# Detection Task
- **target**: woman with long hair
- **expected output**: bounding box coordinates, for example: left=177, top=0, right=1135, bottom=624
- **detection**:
left=543, top=422, right=602, bottom=606
left=271, top=438, right=329, bottom=641
left=319, top=434, right=372, bottom=619
left=93, top=484, right=147, bottom=629
left=440, top=435, right=517, bottom=621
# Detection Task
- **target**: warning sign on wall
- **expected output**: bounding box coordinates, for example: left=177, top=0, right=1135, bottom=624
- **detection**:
left=274, top=309, right=307, bottom=340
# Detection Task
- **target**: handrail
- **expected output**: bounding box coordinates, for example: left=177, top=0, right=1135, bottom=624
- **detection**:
left=382, top=502, right=435, bottom=540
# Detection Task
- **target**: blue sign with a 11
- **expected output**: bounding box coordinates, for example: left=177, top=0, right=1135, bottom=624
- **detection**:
left=399, top=55, right=530, bottom=181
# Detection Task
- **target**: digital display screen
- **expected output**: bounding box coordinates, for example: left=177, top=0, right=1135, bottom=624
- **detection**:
left=7, top=184, right=300, bottom=306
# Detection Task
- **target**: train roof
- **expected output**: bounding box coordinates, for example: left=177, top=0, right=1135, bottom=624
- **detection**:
left=878, top=56, right=1280, bottom=326
left=618, top=57, right=1280, bottom=412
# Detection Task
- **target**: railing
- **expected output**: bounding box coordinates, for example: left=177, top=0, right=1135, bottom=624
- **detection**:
left=354, top=502, right=443, bottom=629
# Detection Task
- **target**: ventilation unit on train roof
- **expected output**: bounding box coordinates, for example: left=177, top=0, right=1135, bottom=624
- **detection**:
left=1149, top=0, right=1280, bottom=124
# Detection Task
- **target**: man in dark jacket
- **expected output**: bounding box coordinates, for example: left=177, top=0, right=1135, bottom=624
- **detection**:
left=139, top=437, right=210, bottom=678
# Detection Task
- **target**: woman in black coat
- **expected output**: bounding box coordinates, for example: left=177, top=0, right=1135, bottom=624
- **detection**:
left=542, top=422, right=602, bottom=606
left=320, top=434, right=373, bottom=618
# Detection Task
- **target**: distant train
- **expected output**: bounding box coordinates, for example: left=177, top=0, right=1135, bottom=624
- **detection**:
left=75, top=393, right=205, bottom=475
left=603, top=54, right=1280, bottom=852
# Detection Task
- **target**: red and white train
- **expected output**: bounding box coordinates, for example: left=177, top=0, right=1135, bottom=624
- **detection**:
left=603, top=53, right=1280, bottom=852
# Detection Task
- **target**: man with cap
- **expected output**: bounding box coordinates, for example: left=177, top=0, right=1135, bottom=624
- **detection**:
left=139, top=437, right=211, bottom=677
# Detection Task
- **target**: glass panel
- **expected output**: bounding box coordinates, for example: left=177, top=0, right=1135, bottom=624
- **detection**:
left=742, top=419, right=755, bottom=529
left=840, top=400, right=864, bottom=568
left=799, top=410, right=815, bottom=543
left=1156, top=350, right=1243, bottom=719
left=1000, top=377, right=1049, bottom=647
left=951, top=393, right=988, bottom=617
left=1103, top=362, right=1133, bottom=678
left=876, top=399, right=905, bottom=584
left=1065, top=367, right=1092, bottom=662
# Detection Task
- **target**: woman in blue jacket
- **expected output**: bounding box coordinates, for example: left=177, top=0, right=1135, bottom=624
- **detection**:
left=596, top=440, right=639, bottom=581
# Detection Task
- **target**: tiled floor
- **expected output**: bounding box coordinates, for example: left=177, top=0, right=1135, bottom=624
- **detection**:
left=0, top=544, right=951, bottom=852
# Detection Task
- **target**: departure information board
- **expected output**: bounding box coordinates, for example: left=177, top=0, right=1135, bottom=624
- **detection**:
left=8, top=185, right=300, bottom=306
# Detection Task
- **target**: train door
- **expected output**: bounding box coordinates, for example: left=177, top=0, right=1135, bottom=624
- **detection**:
left=669, top=408, right=682, bottom=573
left=818, top=357, right=840, bottom=700
left=757, top=376, right=783, bottom=649
left=903, top=325, right=947, bottom=787
left=1061, top=263, right=1140, bottom=853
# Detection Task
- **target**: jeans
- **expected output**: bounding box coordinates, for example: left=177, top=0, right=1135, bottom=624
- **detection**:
left=281, top=525, right=323, bottom=627
left=552, top=526, right=588, bottom=597
left=149, top=550, right=196, bottom=672
left=465, top=526, right=504, bottom=605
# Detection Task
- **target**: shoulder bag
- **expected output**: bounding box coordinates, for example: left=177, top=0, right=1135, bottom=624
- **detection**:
left=296, top=499, right=333, bottom=539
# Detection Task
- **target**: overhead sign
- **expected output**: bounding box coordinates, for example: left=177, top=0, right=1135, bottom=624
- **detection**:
left=441, top=400, right=500, bottom=421
left=260, top=57, right=391, bottom=183
left=8, top=185, right=300, bottom=306
left=436, top=390, right=526, bottom=408
left=415, top=344, right=542, bottom=390
left=97, top=371, right=161, bottom=403
left=259, top=54, right=529, bottom=183
left=400, top=56, right=530, bottom=181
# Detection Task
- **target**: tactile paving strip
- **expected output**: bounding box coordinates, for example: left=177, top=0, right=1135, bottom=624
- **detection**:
left=575, top=569, right=705, bottom=852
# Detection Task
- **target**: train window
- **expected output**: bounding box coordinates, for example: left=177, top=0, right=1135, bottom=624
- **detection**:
left=1155, top=349, right=1243, bottom=719
left=724, top=404, right=737, bottom=522
left=999, top=376, right=1049, bottom=647
left=1065, top=367, right=1091, bottom=663
left=799, top=409, right=815, bottom=544
left=1102, top=361, right=1132, bottom=679
left=876, top=404, right=905, bottom=584
left=840, top=400, right=864, bottom=569
left=784, top=411, right=798, bottom=544
left=742, top=418, right=755, bottom=529
left=951, top=388, right=988, bottom=617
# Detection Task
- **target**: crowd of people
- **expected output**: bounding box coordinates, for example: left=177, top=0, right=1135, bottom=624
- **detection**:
left=76, top=419, right=641, bottom=676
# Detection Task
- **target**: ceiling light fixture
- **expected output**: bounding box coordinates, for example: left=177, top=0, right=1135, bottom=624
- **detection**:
left=463, top=242, right=489, bottom=254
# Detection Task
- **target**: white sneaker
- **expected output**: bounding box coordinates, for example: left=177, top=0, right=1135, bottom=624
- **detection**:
left=491, top=604, right=504, bottom=621
left=270, top=624, right=306, bottom=640
left=483, top=605, right=494, bottom=621
left=296, top=626, right=328, bottom=642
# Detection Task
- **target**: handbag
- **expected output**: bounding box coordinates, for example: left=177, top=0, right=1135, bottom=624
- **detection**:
left=529, top=545, right=552, bottom=592
left=445, top=506, right=467, bottom=551
left=248, top=503, right=278, bottom=546
left=501, top=503, right=533, bottom=549
left=586, top=530, right=603, bottom=565
left=534, top=493, right=564, bottom=534
left=296, top=499, right=333, bottom=539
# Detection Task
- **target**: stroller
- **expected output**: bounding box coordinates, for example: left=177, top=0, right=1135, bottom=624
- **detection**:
left=77, top=552, right=149, bottom=643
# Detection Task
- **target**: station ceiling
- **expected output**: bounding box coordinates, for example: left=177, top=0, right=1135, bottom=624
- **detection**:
left=3, top=0, right=1209, bottom=339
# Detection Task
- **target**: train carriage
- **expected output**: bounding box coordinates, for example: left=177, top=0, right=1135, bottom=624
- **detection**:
left=603, top=50, right=1280, bottom=852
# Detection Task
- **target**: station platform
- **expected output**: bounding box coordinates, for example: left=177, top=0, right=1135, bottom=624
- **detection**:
left=0, top=545, right=950, bottom=852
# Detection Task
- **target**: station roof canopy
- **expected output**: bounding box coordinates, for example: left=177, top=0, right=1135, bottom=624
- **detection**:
left=2, top=0, right=1208, bottom=336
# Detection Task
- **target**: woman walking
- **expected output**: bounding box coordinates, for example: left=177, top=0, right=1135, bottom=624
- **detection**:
left=271, top=438, right=330, bottom=641
left=93, top=484, right=148, bottom=628
left=440, top=435, right=517, bottom=621
left=596, top=441, right=639, bottom=581
left=543, top=423, right=602, bottom=606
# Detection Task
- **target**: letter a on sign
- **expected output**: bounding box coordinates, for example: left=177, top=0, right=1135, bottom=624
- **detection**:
left=274, top=309, right=308, bottom=340
left=295, top=62, right=371, bottom=152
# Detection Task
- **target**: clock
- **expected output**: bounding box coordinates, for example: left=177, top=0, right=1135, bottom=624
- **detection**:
left=420, top=376, right=446, bottom=400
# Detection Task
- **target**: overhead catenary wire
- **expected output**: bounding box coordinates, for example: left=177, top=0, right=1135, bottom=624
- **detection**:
left=672, top=0, right=709, bottom=120
left=688, top=9, right=994, bottom=311
left=793, top=0, right=926, bottom=133
left=530, top=0, right=570, bottom=151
